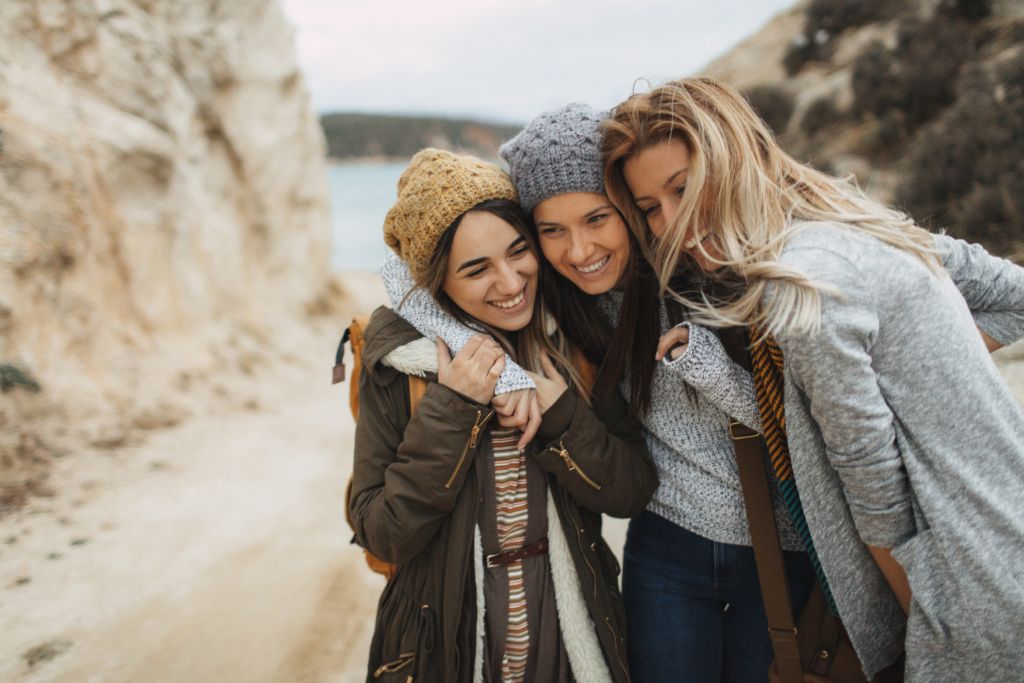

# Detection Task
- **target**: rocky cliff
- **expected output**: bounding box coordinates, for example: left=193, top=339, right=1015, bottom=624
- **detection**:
left=704, top=0, right=1024, bottom=261
left=0, top=0, right=333, bottom=511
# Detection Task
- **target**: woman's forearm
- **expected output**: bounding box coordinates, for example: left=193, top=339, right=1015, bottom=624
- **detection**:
left=868, top=545, right=911, bottom=616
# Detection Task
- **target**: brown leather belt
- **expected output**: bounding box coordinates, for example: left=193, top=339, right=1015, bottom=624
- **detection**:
left=486, top=538, right=548, bottom=568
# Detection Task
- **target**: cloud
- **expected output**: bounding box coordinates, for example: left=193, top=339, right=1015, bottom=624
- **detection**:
left=281, top=0, right=794, bottom=122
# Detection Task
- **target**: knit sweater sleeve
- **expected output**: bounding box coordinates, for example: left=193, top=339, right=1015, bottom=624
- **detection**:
left=775, top=245, right=915, bottom=549
left=936, top=233, right=1024, bottom=345
left=379, top=251, right=535, bottom=394
left=661, top=322, right=762, bottom=431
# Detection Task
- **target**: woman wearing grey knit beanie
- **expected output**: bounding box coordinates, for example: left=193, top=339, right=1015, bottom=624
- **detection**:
left=379, top=100, right=1024, bottom=682
left=381, top=103, right=817, bottom=681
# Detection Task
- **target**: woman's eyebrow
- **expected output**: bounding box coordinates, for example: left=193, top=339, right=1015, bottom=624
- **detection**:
left=456, top=256, right=489, bottom=273
left=663, top=168, right=689, bottom=188
left=584, top=204, right=614, bottom=218
left=506, top=236, right=526, bottom=250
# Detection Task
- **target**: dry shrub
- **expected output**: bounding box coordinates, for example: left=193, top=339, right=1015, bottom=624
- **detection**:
left=744, top=86, right=795, bottom=135
left=852, top=14, right=971, bottom=134
left=898, top=53, right=1024, bottom=257
left=784, top=0, right=906, bottom=75
left=801, top=97, right=844, bottom=135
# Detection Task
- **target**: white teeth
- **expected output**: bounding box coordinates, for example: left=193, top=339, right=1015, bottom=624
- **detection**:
left=683, top=228, right=710, bottom=250
left=491, top=290, right=525, bottom=309
left=577, top=255, right=609, bottom=274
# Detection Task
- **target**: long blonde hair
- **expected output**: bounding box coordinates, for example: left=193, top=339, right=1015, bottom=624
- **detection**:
left=602, top=77, right=942, bottom=337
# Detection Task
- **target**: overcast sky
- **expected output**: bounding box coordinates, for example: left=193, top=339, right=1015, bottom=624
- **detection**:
left=281, top=0, right=795, bottom=124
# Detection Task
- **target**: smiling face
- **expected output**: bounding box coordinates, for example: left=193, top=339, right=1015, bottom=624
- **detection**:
left=532, top=192, right=631, bottom=295
left=442, top=210, right=539, bottom=332
left=623, top=138, right=721, bottom=273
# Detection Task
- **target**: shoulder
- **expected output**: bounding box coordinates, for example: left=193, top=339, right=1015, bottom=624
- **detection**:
left=361, top=306, right=433, bottom=380
left=779, top=221, right=935, bottom=294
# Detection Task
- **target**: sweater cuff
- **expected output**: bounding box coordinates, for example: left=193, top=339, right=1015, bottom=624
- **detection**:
left=662, top=323, right=729, bottom=389
left=535, top=390, right=575, bottom=442
left=850, top=499, right=917, bottom=548
left=973, top=311, right=1024, bottom=347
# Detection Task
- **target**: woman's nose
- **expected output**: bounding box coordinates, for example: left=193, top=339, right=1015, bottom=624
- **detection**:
left=566, top=233, right=591, bottom=264
left=494, top=264, right=525, bottom=295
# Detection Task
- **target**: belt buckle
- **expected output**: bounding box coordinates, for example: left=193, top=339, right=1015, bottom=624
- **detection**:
left=486, top=552, right=503, bottom=568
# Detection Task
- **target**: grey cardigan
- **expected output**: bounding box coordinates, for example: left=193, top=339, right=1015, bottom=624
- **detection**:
left=773, top=225, right=1024, bottom=682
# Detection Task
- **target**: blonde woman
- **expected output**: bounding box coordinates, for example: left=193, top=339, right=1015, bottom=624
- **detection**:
left=601, top=77, right=1024, bottom=682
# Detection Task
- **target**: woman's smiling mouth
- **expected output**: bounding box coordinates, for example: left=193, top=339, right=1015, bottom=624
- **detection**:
left=574, top=254, right=610, bottom=275
left=489, top=286, right=527, bottom=310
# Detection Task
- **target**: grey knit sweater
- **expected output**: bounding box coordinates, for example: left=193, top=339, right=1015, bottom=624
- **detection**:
left=380, top=249, right=804, bottom=551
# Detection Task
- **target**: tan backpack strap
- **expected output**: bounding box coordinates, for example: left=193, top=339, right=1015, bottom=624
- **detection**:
left=346, top=316, right=371, bottom=420
left=408, top=376, right=427, bottom=416
left=719, top=328, right=803, bottom=683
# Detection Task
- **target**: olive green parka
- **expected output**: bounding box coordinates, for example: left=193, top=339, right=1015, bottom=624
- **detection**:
left=349, top=307, right=658, bottom=682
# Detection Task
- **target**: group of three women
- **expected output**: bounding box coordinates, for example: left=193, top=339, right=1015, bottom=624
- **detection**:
left=349, top=77, right=1024, bottom=682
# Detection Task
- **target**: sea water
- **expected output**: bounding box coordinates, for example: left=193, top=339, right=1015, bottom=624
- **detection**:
left=328, top=160, right=407, bottom=271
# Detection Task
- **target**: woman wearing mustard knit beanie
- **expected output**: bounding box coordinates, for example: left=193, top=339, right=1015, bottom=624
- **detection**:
left=378, top=103, right=1024, bottom=682
left=350, top=148, right=656, bottom=683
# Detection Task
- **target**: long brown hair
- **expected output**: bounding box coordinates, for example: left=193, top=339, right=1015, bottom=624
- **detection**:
left=416, top=198, right=589, bottom=397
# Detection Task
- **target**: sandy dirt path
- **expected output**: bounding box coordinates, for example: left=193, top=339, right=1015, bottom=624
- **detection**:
left=1, top=270, right=1019, bottom=682
left=0, top=275, right=393, bottom=683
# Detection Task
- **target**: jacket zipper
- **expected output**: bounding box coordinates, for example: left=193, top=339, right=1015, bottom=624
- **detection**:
left=444, top=409, right=493, bottom=489
left=563, top=488, right=630, bottom=681
left=549, top=440, right=601, bottom=490
left=373, top=652, right=415, bottom=678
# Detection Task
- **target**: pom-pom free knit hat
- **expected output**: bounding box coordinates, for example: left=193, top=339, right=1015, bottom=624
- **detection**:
left=383, top=148, right=518, bottom=279
left=499, top=103, right=606, bottom=214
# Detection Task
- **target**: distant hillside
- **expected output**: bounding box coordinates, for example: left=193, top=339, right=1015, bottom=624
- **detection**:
left=705, top=0, right=1024, bottom=261
left=320, top=113, right=522, bottom=160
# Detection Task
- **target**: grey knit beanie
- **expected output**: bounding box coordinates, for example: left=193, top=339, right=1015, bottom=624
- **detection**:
left=499, top=103, right=606, bottom=214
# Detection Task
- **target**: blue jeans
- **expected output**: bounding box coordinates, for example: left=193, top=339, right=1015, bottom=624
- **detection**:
left=623, top=511, right=816, bottom=683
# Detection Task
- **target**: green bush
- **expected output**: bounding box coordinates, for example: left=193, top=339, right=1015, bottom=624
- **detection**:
left=785, top=0, right=906, bottom=75
left=801, top=97, right=844, bottom=135
left=744, top=86, right=795, bottom=135
left=0, top=364, right=41, bottom=393
left=940, top=0, right=992, bottom=22
left=852, top=15, right=970, bottom=134
left=898, top=54, right=1024, bottom=257
left=806, top=0, right=897, bottom=36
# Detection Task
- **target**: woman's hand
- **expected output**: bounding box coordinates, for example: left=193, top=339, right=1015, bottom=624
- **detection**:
left=655, top=325, right=690, bottom=362
left=523, top=353, right=568, bottom=414
left=436, top=335, right=504, bottom=405
left=979, top=327, right=1002, bottom=352
left=492, top=389, right=542, bottom=451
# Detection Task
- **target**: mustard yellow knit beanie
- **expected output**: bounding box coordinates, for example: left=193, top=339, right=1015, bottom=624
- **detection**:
left=383, top=148, right=518, bottom=279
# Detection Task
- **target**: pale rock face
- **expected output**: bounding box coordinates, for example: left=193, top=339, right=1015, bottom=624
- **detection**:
left=0, top=1, right=331, bottom=428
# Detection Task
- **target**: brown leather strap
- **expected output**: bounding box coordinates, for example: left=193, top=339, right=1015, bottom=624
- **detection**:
left=486, top=537, right=549, bottom=568
left=719, top=328, right=803, bottom=683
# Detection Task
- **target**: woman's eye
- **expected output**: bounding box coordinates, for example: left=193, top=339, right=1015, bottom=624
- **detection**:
left=468, top=266, right=487, bottom=278
left=509, top=246, right=530, bottom=259
left=674, top=184, right=686, bottom=196
left=587, top=213, right=608, bottom=225
left=642, top=205, right=660, bottom=217
left=540, top=227, right=563, bottom=237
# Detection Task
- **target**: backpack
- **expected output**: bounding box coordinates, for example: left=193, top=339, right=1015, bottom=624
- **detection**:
left=334, top=315, right=427, bottom=580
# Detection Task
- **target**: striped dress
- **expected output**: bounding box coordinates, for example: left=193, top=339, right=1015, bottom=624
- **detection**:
left=481, top=428, right=572, bottom=682
left=492, top=428, right=530, bottom=680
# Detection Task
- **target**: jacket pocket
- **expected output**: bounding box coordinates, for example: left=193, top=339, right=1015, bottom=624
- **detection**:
left=373, top=587, right=438, bottom=680
left=891, top=528, right=974, bottom=652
